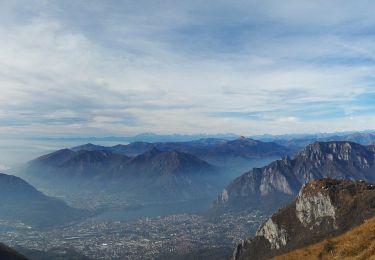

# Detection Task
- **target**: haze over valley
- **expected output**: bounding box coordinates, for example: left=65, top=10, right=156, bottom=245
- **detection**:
left=2, top=0, right=375, bottom=259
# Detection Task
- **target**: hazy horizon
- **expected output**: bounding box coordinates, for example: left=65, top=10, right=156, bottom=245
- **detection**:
left=1, top=128, right=374, bottom=170
left=1, top=1, right=375, bottom=139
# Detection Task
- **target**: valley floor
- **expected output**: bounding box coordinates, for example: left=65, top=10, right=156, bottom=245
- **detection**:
left=0, top=211, right=265, bottom=259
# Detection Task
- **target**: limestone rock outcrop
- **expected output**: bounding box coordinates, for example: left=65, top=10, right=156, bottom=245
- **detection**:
left=232, top=178, right=375, bottom=260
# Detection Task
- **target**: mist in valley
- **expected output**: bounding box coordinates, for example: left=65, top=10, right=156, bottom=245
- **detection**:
left=1, top=137, right=277, bottom=223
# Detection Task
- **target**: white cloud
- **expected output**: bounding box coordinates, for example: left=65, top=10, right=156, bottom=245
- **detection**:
left=0, top=0, right=375, bottom=137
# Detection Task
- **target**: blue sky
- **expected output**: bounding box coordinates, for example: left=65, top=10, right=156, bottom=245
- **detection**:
left=1, top=0, right=375, bottom=137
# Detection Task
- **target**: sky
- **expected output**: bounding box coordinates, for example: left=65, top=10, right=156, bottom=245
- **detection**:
left=1, top=0, right=375, bottom=137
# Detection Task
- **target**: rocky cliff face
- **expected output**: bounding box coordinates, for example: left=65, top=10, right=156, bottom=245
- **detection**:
left=295, top=186, right=336, bottom=228
left=214, top=141, right=375, bottom=213
left=232, top=178, right=375, bottom=260
left=256, top=218, right=288, bottom=250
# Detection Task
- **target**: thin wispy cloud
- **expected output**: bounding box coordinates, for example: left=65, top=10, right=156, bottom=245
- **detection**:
left=1, top=0, right=375, bottom=137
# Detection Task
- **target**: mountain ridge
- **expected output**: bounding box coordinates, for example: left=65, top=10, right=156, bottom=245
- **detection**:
left=215, top=141, right=375, bottom=213
left=22, top=147, right=221, bottom=201
left=71, top=137, right=293, bottom=159
left=232, top=178, right=375, bottom=260
left=0, top=172, right=87, bottom=228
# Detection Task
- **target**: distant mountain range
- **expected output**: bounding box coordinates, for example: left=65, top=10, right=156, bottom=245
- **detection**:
left=0, top=173, right=87, bottom=228
left=256, top=131, right=375, bottom=148
left=232, top=178, right=375, bottom=260
left=21, top=138, right=375, bottom=211
left=71, top=138, right=293, bottom=176
left=20, top=137, right=295, bottom=202
left=214, top=141, right=375, bottom=214
left=28, top=147, right=214, bottom=179
left=71, top=137, right=292, bottom=159
left=23, top=147, right=222, bottom=201
left=32, top=130, right=375, bottom=148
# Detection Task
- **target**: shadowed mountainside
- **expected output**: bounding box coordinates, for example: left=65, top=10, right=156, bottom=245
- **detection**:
left=22, top=147, right=222, bottom=201
left=214, top=141, right=375, bottom=214
left=15, top=246, right=90, bottom=260
left=0, top=172, right=88, bottom=228
left=70, top=137, right=293, bottom=178
left=0, top=243, right=28, bottom=260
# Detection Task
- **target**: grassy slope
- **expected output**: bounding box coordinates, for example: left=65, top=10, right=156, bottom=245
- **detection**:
left=274, top=216, right=375, bottom=260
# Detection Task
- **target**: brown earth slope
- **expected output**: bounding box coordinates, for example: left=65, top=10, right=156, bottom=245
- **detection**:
left=274, top=216, right=375, bottom=260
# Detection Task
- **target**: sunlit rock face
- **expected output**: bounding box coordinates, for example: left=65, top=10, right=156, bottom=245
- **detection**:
left=295, top=187, right=336, bottom=228
left=231, top=179, right=375, bottom=260
left=256, top=218, right=288, bottom=249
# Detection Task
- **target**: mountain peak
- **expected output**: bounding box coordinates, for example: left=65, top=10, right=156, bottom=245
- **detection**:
left=232, top=137, right=257, bottom=143
left=139, top=147, right=162, bottom=158
left=215, top=141, right=375, bottom=213
left=299, top=141, right=371, bottom=163
left=31, top=148, right=76, bottom=166
left=71, top=143, right=107, bottom=152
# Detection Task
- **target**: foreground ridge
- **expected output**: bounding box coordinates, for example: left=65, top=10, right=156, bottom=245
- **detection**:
left=232, top=178, right=375, bottom=260
left=274, top=215, right=375, bottom=260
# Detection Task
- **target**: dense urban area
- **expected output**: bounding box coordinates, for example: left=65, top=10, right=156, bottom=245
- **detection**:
left=0, top=211, right=265, bottom=259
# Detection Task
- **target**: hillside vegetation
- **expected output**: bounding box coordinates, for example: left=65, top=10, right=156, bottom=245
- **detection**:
left=274, top=216, right=375, bottom=260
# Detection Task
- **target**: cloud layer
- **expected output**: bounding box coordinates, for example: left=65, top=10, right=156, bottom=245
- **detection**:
left=1, top=0, right=375, bottom=137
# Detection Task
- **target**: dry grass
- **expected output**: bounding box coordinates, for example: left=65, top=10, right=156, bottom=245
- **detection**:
left=274, top=216, right=375, bottom=260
